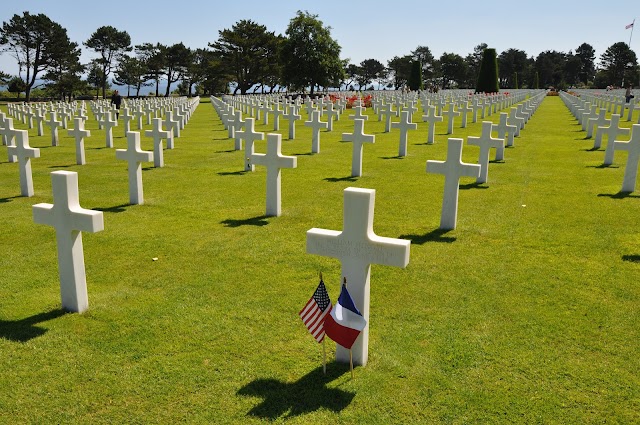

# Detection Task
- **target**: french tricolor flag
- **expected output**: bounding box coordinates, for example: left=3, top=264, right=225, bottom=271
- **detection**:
left=324, top=283, right=367, bottom=349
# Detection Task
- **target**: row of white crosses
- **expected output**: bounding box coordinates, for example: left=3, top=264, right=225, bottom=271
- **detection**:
left=572, top=89, right=639, bottom=122
left=2, top=98, right=197, bottom=313
left=2, top=97, right=199, bottom=202
left=561, top=92, right=640, bottom=192
left=427, top=92, right=546, bottom=230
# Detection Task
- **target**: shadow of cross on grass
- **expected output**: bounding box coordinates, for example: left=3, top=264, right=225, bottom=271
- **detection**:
left=399, top=228, right=457, bottom=245
left=237, top=364, right=356, bottom=419
left=0, top=309, right=68, bottom=342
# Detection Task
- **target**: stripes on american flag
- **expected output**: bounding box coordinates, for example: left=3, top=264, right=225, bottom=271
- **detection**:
left=626, top=22, right=634, bottom=30
left=299, top=279, right=332, bottom=343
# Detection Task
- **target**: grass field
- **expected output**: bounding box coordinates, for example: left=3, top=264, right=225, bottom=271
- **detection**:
left=1, top=94, right=639, bottom=423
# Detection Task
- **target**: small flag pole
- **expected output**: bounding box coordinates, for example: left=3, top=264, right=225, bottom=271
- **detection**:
left=322, top=339, right=327, bottom=375
left=350, top=349, right=354, bottom=379
left=320, top=271, right=326, bottom=375
left=343, top=276, right=354, bottom=379
left=630, top=19, right=636, bottom=48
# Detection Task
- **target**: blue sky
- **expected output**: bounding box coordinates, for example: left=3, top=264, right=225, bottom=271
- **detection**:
left=1, top=0, right=638, bottom=76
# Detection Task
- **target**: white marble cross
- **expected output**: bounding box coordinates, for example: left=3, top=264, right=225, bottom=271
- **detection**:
left=46, top=111, right=62, bottom=146
left=342, top=119, right=375, bottom=177
left=443, top=102, right=461, bottom=135
left=391, top=110, right=417, bottom=157
left=467, top=121, right=505, bottom=183
left=100, top=111, right=118, bottom=148
left=493, top=112, right=517, bottom=147
left=285, top=105, right=301, bottom=139
left=260, top=102, right=271, bottom=125
left=304, top=110, right=328, bottom=154
left=422, top=106, right=443, bottom=144
left=0, top=117, right=17, bottom=162
left=233, top=111, right=245, bottom=150
left=614, top=124, right=640, bottom=192
left=164, top=111, right=179, bottom=143
left=120, top=106, right=133, bottom=135
left=601, top=114, right=630, bottom=165
left=236, top=117, right=264, bottom=171
left=32, top=171, right=104, bottom=313
left=306, top=187, right=410, bottom=366
left=133, top=106, right=144, bottom=130
left=458, top=101, right=472, bottom=128
left=115, top=132, right=154, bottom=205
left=380, top=103, right=395, bottom=133
left=507, top=108, right=524, bottom=136
left=426, top=138, right=481, bottom=230
left=145, top=118, right=171, bottom=168
left=404, top=101, right=418, bottom=123
left=250, top=133, right=297, bottom=217
left=33, top=109, right=45, bottom=136
left=350, top=105, right=368, bottom=121
left=271, top=103, right=284, bottom=131
left=325, top=102, right=339, bottom=131
left=587, top=110, right=610, bottom=139
left=68, top=118, right=91, bottom=165
left=7, top=130, right=40, bottom=196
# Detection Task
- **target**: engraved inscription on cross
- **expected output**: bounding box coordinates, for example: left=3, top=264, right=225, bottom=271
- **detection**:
left=306, top=187, right=410, bottom=366
left=33, top=171, right=104, bottom=313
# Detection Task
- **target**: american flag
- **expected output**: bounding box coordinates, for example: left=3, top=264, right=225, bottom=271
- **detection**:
left=626, top=21, right=634, bottom=30
left=299, top=279, right=332, bottom=343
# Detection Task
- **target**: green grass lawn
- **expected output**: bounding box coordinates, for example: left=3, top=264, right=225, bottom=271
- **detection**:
left=1, top=95, right=639, bottom=423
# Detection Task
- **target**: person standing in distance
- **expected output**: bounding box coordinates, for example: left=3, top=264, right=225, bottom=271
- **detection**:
left=111, top=90, right=122, bottom=118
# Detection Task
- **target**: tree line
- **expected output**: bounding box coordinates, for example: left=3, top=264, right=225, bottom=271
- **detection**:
left=1, top=10, right=639, bottom=102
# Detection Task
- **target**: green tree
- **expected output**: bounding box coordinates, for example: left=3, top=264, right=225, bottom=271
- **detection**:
left=387, top=55, right=412, bottom=89
left=575, top=43, right=596, bottom=85
left=411, top=45, right=435, bottom=83
left=136, top=43, right=164, bottom=97
left=464, top=43, right=488, bottom=87
left=599, top=42, right=638, bottom=87
left=564, top=52, right=582, bottom=86
left=498, top=48, right=529, bottom=88
left=161, top=43, right=192, bottom=97
left=198, top=52, right=231, bottom=95
left=84, top=26, right=132, bottom=98
left=113, top=55, right=150, bottom=96
left=210, top=19, right=278, bottom=95
left=357, top=58, right=385, bottom=90
left=42, top=27, right=84, bottom=101
left=7, top=76, right=26, bottom=98
left=280, top=11, right=344, bottom=94
left=86, top=60, right=103, bottom=98
left=343, top=63, right=360, bottom=90
left=476, top=48, right=499, bottom=93
left=438, top=52, right=466, bottom=89
left=0, top=71, right=9, bottom=84
left=408, top=60, right=423, bottom=91
left=0, top=12, right=75, bottom=102
left=535, top=50, right=567, bottom=88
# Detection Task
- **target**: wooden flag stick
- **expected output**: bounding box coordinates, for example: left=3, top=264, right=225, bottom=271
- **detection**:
left=322, top=338, right=326, bottom=375
left=350, top=349, right=354, bottom=379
